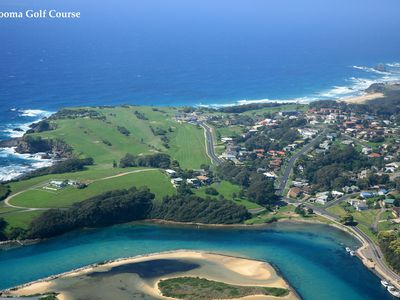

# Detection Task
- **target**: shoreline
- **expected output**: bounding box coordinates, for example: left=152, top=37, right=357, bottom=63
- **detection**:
left=339, top=92, right=385, bottom=104
left=1, top=213, right=398, bottom=294
left=0, top=250, right=299, bottom=300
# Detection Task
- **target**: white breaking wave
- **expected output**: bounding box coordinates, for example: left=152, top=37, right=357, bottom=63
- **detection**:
left=386, top=63, right=400, bottom=68
left=0, top=147, right=54, bottom=182
left=353, top=65, right=392, bottom=75
left=2, top=108, right=54, bottom=139
left=198, top=62, right=400, bottom=108
left=18, top=109, right=52, bottom=118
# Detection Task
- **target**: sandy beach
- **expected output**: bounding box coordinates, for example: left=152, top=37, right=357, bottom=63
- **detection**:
left=340, top=92, right=385, bottom=104
left=1, top=250, right=298, bottom=300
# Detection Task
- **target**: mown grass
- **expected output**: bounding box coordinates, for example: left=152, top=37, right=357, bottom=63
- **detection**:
left=245, top=205, right=296, bottom=225
left=32, top=106, right=210, bottom=169
left=167, top=123, right=210, bottom=169
left=194, top=181, right=262, bottom=210
left=2, top=210, right=43, bottom=231
left=10, top=170, right=175, bottom=208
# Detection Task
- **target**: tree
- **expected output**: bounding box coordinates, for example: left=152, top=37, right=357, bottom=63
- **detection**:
left=205, top=187, right=219, bottom=196
left=295, top=205, right=306, bottom=217
left=340, top=214, right=355, bottom=225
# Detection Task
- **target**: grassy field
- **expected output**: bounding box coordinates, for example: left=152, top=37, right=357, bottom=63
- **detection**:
left=167, top=123, right=210, bottom=169
left=2, top=168, right=176, bottom=230
left=2, top=211, right=44, bottom=231
left=10, top=169, right=175, bottom=209
left=194, top=181, right=262, bottom=210
left=245, top=205, right=296, bottom=225
left=32, top=106, right=210, bottom=169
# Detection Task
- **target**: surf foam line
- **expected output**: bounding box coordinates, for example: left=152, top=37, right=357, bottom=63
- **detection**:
left=198, top=62, right=400, bottom=108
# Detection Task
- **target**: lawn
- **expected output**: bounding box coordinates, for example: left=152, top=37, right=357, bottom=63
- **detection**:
left=31, top=106, right=210, bottom=169
left=326, top=205, right=347, bottom=217
left=10, top=170, right=175, bottom=209
left=167, top=123, right=210, bottom=169
left=8, top=166, right=146, bottom=194
left=245, top=205, right=296, bottom=225
left=2, top=210, right=44, bottom=231
left=195, top=181, right=262, bottom=210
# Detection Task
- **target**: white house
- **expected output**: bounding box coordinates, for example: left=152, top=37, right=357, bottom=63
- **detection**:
left=165, top=169, right=177, bottom=177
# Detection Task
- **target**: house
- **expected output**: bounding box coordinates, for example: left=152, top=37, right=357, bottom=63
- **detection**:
left=360, top=191, right=375, bottom=199
left=50, top=180, right=66, bottom=189
left=196, top=175, right=211, bottom=185
left=263, top=172, right=277, bottom=179
left=383, top=199, right=396, bottom=206
left=343, top=185, right=360, bottom=194
left=315, top=195, right=329, bottom=205
left=378, top=188, right=388, bottom=196
left=368, top=153, right=381, bottom=158
left=165, top=169, right=177, bottom=177
left=171, top=177, right=183, bottom=187
left=362, top=147, right=373, bottom=155
left=332, top=191, right=344, bottom=198
left=288, top=187, right=303, bottom=198
left=292, top=180, right=309, bottom=188
left=221, top=137, right=233, bottom=143
left=186, top=178, right=200, bottom=187
left=279, top=110, right=300, bottom=117
left=353, top=200, right=368, bottom=211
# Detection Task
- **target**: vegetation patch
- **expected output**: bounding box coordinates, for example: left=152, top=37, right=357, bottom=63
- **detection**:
left=158, top=277, right=289, bottom=300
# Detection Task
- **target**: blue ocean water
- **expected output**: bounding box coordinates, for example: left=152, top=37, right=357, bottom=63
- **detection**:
left=0, top=222, right=393, bottom=300
left=1, top=0, right=400, bottom=179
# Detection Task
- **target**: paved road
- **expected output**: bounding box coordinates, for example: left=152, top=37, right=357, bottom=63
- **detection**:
left=277, top=128, right=329, bottom=196
left=276, top=129, right=400, bottom=286
left=198, top=121, right=222, bottom=165
left=306, top=202, right=400, bottom=287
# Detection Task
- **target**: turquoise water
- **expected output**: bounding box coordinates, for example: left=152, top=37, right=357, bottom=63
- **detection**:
left=0, top=222, right=392, bottom=299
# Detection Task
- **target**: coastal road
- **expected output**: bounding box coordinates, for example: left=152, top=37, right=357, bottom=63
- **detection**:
left=306, top=202, right=400, bottom=288
left=277, top=128, right=400, bottom=287
left=277, top=128, right=329, bottom=196
left=198, top=121, right=222, bottom=166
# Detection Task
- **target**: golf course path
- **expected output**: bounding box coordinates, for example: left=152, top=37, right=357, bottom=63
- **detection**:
left=3, top=169, right=158, bottom=211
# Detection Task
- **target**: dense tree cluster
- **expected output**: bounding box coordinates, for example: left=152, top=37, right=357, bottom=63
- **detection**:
left=213, top=103, right=286, bottom=114
left=119, top=153, right=171, bottom=168
left=0, top=184, right=10, bottom=201
left=29, top=187, right=155, bottom=238
left=50, top=108, right=103, bottom=120
left=151, top=194, right=250, bottom=224
left=133, top=110, right=149, bottom=120
left=296, top=145, right=373, bottom=191
left=378, top=231, right=400, bottom=273
left=117, top=126, right=130, bottom=136
left=216, top=162, right=278, bottom=206
left=20, top=157, right=94, bottom=180
left=0, top=218, right=6, bottom=240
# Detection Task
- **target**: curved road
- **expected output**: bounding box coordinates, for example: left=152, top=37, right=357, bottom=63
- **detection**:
left=2, top=169, right=157, bottom=212
left=307, top=203, right=400, bottom=288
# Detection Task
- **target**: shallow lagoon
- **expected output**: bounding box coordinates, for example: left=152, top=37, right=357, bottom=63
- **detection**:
left=0, top=222, right=393, bottom=299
